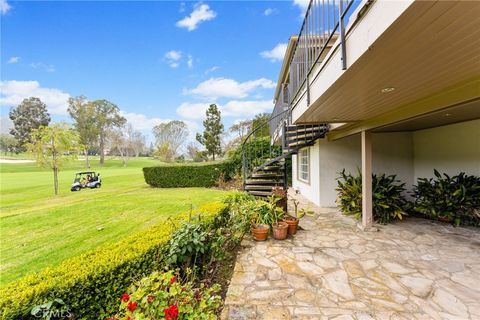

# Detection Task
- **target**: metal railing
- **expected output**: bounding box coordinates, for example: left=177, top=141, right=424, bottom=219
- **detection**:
left=269, top=84, right=290, bottom=139
left=269, top=0, right=355, bottom=140
left=288, top=0, right=355, bottom=106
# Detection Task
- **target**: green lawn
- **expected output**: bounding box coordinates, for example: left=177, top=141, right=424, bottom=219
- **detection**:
left=0, top=156, right=226, bottom=285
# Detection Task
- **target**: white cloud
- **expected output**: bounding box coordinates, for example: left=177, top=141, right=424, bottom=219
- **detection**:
left=222, top=100, right=273, bottom=117
left=176, top=3, right=216, bottom=31
left=164, top=50, right=182, bottom=68
left=7, top=56, right=19, bottom=64
left=176, top=100, right=273, bottom=120
left=260, top=43, right=288, bottom=62
left=120, top=111, right=169, bottom=131
left=187, top=55, right=193, bottom=68
left=185, top=77, right=275, bottom=99
left=30, top=62, right=55, bottom=73
left=293, top=0, right=310, bottom=11
left=264, top=8, right=277, bottom=16
left=0, top=0, right=11, bottom=15
left=176, top=102, right=210, bottom=121
left=0, top=80, right=70, bottom=115
left=0, top=115, right=13, bottom=135
left=204, top=66, right=219, bottom=74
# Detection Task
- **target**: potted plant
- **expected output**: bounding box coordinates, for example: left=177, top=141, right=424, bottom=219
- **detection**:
left=283, top=198, right=314, bottom=235
left=272, top=186, right=287, bottom=211
left=266, top=195, right=289, bottom=240
left=250, top=201, right=271, bottom=241
left=283, top=198, right=302, bottom=235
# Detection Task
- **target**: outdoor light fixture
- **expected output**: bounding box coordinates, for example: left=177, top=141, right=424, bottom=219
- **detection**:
left=444, top=113, right=452, bottom=117
left=381, top=87, right=395, bottom=93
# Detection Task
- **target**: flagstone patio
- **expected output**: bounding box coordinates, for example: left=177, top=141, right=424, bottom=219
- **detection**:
left=221, top=193, right=480, bottom=320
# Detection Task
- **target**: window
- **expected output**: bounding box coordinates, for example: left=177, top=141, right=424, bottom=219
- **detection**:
left=298, top=148, right=310, bottom=183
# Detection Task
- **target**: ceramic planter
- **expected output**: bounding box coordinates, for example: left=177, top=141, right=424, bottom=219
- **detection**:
left=251, top=224, right=269, bottom=241
left=283, top=216, right=299, bottom=235
left=272, top=221, right=288, bottom=240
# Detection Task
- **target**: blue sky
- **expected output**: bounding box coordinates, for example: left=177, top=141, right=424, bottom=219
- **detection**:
left=1, top=0, right=310, bottom=142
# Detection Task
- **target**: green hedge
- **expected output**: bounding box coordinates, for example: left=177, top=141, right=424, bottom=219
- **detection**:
left=0, top=202, right=227, bottom=320
left=143, top=162, right=234, bottom=188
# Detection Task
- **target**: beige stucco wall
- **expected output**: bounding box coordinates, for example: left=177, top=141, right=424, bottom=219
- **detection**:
left=292, top=140, right=321, bottom=206
left=292, top=120, right=480, bottom=208
left=315, top=132, right=414, bottom=207
left=413, top=119, right=480, bottom=181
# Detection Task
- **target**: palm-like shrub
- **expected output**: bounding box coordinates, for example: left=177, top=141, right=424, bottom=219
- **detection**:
left=412, top=170, right=480, bottom=226
left=336, top=170, right=408, bottom=224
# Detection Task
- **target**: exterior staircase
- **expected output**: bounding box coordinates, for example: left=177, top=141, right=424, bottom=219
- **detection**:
left=242, top=116, right=328, bottom=198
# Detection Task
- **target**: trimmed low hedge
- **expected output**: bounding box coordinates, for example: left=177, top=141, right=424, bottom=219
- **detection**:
left=0, top=202, right=227, bottom=320
left=143, top=162, right=233, bottom=188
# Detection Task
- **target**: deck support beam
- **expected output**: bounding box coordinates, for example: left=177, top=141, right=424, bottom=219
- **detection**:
left=361, top=130, right=373, bottom=229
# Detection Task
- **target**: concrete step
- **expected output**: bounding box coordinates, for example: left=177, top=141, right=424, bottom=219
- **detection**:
left=251, top=172, right=283, bottom=179
left=247, top=190, right=273, bottom=197
left=245, top=179, right=284, bottom=185
left=244, top=185, right=274, bottom=191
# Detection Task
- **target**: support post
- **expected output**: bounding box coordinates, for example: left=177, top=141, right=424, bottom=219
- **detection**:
left=361, top=130, right=373, bottom=229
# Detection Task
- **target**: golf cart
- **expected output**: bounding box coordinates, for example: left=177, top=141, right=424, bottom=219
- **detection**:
left=71, top=172, right=101, bottom=191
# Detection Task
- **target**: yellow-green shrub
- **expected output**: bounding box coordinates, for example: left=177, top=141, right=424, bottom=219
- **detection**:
left=0, top=202, right=227, bottom=320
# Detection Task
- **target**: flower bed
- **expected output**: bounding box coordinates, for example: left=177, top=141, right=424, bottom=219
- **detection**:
left=0, top=202, right=227, bottom=320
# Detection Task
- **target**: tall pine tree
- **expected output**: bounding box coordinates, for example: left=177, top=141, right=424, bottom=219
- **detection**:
left=196, top=104, right=224, bottom=161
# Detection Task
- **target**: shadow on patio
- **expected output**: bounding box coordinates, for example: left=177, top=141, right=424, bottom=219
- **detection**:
left=222, top=191, right=480, bottom=320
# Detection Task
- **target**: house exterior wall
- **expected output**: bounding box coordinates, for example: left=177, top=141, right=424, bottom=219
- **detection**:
left=292, top=120, right=480, bottom=208
left=413, top=119, right=480, bottom=181
left=292, top=141, right=321, bottom=206
left=314, top=132, right=414, bottom=207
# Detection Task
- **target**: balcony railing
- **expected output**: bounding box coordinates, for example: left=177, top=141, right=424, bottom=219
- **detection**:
left=289, top=0, right=355, bottom=105
left=270, top=0, right=357, bottom=138
left=269, top=84, right=289, bottom=140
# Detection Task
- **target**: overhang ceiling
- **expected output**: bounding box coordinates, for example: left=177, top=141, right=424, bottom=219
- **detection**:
left=373, top=99, right=480, bottom=132
left=298, top=0, right=480, bottom=125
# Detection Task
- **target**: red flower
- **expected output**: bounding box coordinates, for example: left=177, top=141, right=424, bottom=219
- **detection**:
left=127, top=317, right=130, bottom=320
left=147, top=295, right=155, bottom=303
left=164, top=305, right=179, bottom=320
left=127, top=301, right=137, bottom=312
left=181, top=287, right=187, bottom=292
left=121, top=293, right=130, bottom=302
left=169, top=276, right=176, bottom=284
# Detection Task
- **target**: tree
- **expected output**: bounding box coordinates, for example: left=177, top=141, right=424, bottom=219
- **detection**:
left=107, top=123, right=144, bottom=166
left=27, top=124, right=80, bottom=195
left=186, top=142, right=200, bottom=160
left=89, top=99, right=126, bottom=166
left=0, top=134, right=17, bottom=155
left=67, top=96, right=98, bottom=168
left=196, top=104, right=224, bottom=161
left=251, top=113, right=270, bottom=137
left=153, top=120, right=188, bottom=162
left=9, top=97, right=51, bottom=151
left=229, top=119, right=252, bottom=142
left=130, top=129, right=146, bottom=157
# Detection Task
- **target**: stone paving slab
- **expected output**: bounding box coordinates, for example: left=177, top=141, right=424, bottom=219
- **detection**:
left=221, top=192, right=480, bottom=320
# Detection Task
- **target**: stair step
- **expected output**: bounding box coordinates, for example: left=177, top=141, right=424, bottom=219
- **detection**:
left=251, top=173, right=283, bottom=179
left=245, top=179, right=284, bottom=185
left=286, top=133, right=320, bottom=142
left=247, top=190, right=273, bottom=197
left=258, top=165, right=283, bottom=171
left=244, top=185, right=274, bottom=191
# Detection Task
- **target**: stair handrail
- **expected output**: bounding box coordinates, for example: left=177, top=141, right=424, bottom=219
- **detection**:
left=241, top=108, right=290, bottom=184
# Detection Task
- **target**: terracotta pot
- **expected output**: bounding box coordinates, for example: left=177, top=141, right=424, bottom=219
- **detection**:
left=283, top=216, right=299, bottom=235
left=272, top=221, right=289, bottom=240
left=251, top=224, right=269, bottom=241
